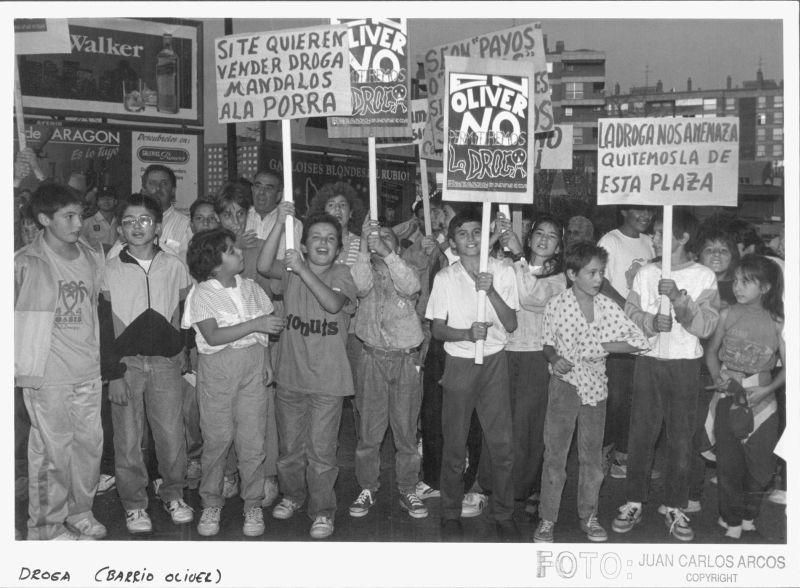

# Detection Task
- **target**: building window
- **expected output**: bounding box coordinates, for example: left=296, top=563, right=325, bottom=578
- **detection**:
left=725, top=97, right=735, bottom=110
left=565, top=64, right=575, bottom=72
left=773, top=143, right=783, bottom=157
left=774, top=95, right=783, bottom=108
left=573, top=127, right=584, bottom=145
left=703, top=98, right=717, bottom=110
left=774, top=128, right=783, bottom=142
left=757, top=113, right=767, bottom=125
left=565, top=82, right=584, bottom=99
left=773, top=111, right=783, bottom=124
left=620, top=103, right=629, bottom=111
left=756, top=144, right=766, bottom=157
left=757, top=96, right=766, bottom=108
left=564, top=107, right=573, bottom=117
left=757, top=128, right=766, bottom=141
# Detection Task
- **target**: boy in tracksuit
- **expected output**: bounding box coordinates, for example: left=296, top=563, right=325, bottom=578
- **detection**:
left=99, top=193, right=194, bottom=535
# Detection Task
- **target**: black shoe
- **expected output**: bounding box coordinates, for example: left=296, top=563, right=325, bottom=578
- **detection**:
left=496, top=520, right=521, bottom=542
left=440, top=518, right=463, bottom=541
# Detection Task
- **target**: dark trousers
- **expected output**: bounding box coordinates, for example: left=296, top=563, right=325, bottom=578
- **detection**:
left=688, top=374, right=715, bottom=501
left=15, top=386, right=30, bottom=482
left=603, top=354, right=635, bottom=453
left=715, top=396, right=775, bottom=526
left=626, top=356, right=699, bottom=508
left=420, top=338, right=483, bottom=492
left=100, top=383, right=115, bottom=476
left=440, top=352, right=513, bottom=522
left=508, top=350, right=549, bottom=500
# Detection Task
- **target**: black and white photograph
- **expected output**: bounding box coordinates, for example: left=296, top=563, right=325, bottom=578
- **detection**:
left=4, top=2, right=797, bottom=587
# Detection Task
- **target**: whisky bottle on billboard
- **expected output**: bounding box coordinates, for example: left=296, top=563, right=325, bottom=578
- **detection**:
left=156, top=33, right=179, bottom=114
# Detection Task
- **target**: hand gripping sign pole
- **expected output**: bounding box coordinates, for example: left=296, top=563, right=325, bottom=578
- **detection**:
left=443, top=56, right=536, bottom=364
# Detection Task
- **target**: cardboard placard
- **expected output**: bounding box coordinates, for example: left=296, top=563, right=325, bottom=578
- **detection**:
left=424, top=22, right=552, bottom=156
left=410, top=98, right=428, bottom=146
left=328, top=18, right=411, bottom=138
left=215, top=24, right=352, bottom=123
left=443, top=56, right=534, bottom=204
left=597, top=116, right=739, bottom=206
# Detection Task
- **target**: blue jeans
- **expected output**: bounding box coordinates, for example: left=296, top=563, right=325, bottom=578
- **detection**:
left=539, top=377, right=606, bottom=522
left=355, top=347, right=422, bottom=495
left=625, top=357, right=699, bottom=508
left=197, top=345, right=267, bottom=511
left=276, top=387, right=343, bottom=520
left=23, top=378, right=102, bottom=540
left=112, top=354, right=186, bottom=510
left=440, top=352, right=514, bottom=522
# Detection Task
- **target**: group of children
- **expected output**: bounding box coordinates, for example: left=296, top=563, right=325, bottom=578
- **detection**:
left=14, top=168, right=785, bottom=543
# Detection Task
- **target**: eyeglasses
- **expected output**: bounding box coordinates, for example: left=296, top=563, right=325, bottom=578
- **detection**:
left=253, top=183, right=279, bottom=192
left=121, top=215, right=155, bottom=228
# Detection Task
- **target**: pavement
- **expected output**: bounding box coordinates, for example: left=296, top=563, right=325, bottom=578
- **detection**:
left=15, top=398, right=786, bottom=544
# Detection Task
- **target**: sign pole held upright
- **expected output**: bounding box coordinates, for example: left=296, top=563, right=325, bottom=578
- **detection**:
left=420, top=158, right=432, bottom=236
left=475, top=202, right=492, bottom=364
left=368, top=136, right=378, bottom=221
left=282, top=119, right=295, bottom=251
left=657, top=204, right=673, bottom=356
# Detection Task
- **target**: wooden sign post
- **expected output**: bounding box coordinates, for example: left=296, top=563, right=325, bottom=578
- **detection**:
left=443, top=56, right=536, bottom=363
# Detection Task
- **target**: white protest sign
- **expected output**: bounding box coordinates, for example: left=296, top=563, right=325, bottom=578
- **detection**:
left=597, top=116, right=739, bottom=206
left=536, top=124, right=573, bottom=169
left=215, top=25, right=352, bottom=123
left=411, top=98, right=428, bottom=146
left=443, top=56, right=535, bottom=204
left=424, top=22, right=552, bottom=156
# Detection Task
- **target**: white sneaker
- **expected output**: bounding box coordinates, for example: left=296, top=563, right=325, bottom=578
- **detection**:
left=262, top=476, right=279, bottom=507
left=222, top=474, right=239, bottom=499
left=163, top=499, right=194, bottom=524
left=125, top=509, right=152, bottom=534
left=415, top=481, right=441, bottom=500
left=96, top=474, right=116, bottom=495
left=768, top=489, right=786, bottom=505
left=309, top=515, right=334, bottom=539
left=461, top=492, right=487, bottom=518
left=658, top=500, right=701, bottom=515
left=67, top=514, right=107, bottom=540
left=243, top=506, right=265, bottom=537
left=51, top=529, right=81, bottom=540
left=272, top=497, right=301, bottom=520
left=197, top=506, right=221, bottom=537
left=718, top=516, right=756, bottom=532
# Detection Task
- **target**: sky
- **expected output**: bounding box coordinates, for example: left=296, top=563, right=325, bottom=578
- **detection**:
left=408, top=18, right=784, bottom=95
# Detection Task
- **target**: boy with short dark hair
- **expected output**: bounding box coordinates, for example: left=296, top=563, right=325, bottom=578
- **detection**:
left=349, top=217, right=426, bottom=519
left=425, top=208, right=520, bottom=541
left=613, top=208, right=720, bottom=542
left=100, top=193, right=194, bottom=535
left=15, top=182, right=106, bottom=540
left=534, top=243, right=648, bottom=543
left=257, top=204, right=358, bottom=540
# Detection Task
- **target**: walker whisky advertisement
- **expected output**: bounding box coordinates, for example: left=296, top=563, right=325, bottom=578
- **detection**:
left=15, top=18, right=202, bottom=124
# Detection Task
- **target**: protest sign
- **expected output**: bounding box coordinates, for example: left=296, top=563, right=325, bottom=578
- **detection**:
left=424, top=22, right=552, bottom=156
left=328, top=18, right=411, bottom=138
left=597, top=116, right=739, bottom=206
left=215, top=24, right=352, bottom=123
left=410, top=98, right=428, bottom=146
left=536, top=124, right=573, bottom=169
left=443, top=57, right=535, bottom=204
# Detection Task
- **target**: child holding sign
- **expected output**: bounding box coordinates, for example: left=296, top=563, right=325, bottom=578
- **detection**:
left=613, top=209, right=720, bottom=542
left=425, top=208, right=520, bottom=542
left=257, top=203, right=358, bottom=540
